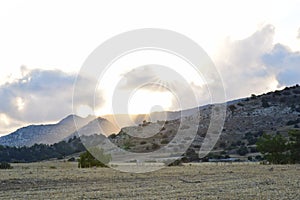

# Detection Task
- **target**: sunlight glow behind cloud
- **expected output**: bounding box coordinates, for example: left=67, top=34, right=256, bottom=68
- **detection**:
left=1, top=1, right=300, bottom=135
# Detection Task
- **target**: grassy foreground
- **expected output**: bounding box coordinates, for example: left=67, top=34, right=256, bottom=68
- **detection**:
left=0, top=161, right=299, bottom=199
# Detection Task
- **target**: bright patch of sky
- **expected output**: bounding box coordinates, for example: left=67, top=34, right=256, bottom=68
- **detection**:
left=0, top=0, right=300, bottom=135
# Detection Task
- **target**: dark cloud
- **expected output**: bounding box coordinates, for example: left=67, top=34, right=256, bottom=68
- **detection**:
left=0, top=68, right=103, bottom=125
left=120, top=66, right=158, bottom=89
left=262, top=44, right=300, bottom=86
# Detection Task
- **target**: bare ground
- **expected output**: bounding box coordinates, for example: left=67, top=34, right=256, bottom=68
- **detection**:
left=0, top=162, right=299, bottom=199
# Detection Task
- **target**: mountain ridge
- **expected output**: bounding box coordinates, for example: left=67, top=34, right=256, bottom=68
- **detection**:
left=0, top=114, right=95, bottom=147
left=1, top=84, right=300, bottom=149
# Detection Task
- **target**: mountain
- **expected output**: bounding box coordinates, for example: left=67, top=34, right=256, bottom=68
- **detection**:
left=102, top=107, right=201, bottom=128
left=2, top=84, right=300, bottom=158
left=0, top=135, right=86, bottom=162
left=0, top=115, right=95, bottom=147
left=66, top=117, right=120, bottom=139
left=106, top=85, right=300, bottom=161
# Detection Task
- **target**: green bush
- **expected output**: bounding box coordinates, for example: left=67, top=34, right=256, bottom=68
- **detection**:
left=78, top=148, right=111, bottom=168
left=0, top=162, right=13, bottom=169
left=167, top=159, right=183, bottom=166
left=122, top=140, right=133, bottom=150
left=289, top=130, right=300, bottom=163
left=67, top=157, right=76, bottom=162
left=161, top=139, right=169, bottom=144
left=256, top=133, right=289, bottom=164
left=237, top=146, right=248, bottom=156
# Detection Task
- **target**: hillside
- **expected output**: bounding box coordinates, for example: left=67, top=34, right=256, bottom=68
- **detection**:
left=1, top=85, right=300, bottom=162
left=0, top=135, right=88, bottom=162
left=107, top=85, right=300, bottom=161
left=0, top=109, right=199, bottom=147
left=0, top=115, right=95, bottom=147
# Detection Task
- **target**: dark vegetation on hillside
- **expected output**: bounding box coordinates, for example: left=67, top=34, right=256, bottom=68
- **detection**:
left=1, top=85, right=300, bottom=165
left=0, top=162, right=13, bottom=169
left=256, top=130, right=300, bottom=164
left=0, top=136, right=86, bottom=162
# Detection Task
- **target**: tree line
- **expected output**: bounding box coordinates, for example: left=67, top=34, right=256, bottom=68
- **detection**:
left=0, top=136, right=86, bottom=162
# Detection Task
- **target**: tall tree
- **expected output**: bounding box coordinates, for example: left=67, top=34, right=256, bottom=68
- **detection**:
left=288, top=130, right=300, bottom=163
left=256, top=133, right=289, bottom=164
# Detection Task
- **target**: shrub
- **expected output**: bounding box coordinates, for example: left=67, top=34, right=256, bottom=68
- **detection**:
left=247, top=137, right=258, bottom=145
left=249, top=147, right=258, bottom=153
left=78, top=148, right=111, bottom=168
left=162, top=134, right=168, bottom=139
left=237, top=146, right=248, bottom=156
left=286, top=118, right=300, bottom=126
left=255, top=155, right=263, bottom=161
left=237, top=103, right=244, bottom=106
left=122, top=140, right=133, bottom=150
left=228, top=105, right=237, bottom=115
left=219, top=141, right=226, bottom=148
left=161, top=139, right=169, bottom=144
left=292, top=90, right=300, bottom=94
left=108, top=134, right=117, bottom=139
left=151, top=143, right=160, bottom=150
left=262, top=99, right=270, bottom=108
left=236, top=140, right=244, bottom=146
left=167, top=159, right=183, bottom=166
left=254, top=130, right=264, bottom=138
left=0, top=162, right=13, bottom=169
left=68, top=157, right=76, bottom=162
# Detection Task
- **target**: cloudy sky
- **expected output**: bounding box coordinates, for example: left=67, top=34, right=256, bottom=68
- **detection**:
left=0, top=0, right=300, bottom=136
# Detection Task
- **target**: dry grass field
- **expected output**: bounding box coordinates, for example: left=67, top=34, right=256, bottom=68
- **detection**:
left=0, top=161, right=299, bottom=199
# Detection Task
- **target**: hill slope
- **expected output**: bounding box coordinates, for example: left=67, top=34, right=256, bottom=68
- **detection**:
left=107, top=85, right=300, bottom=161
left=0, top=115, right=95, bottom=147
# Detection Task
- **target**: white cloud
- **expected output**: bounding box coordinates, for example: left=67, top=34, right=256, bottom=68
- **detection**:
left=215, top=25, right=280, bottom=99
left=214, top=24, right=300, bottom=99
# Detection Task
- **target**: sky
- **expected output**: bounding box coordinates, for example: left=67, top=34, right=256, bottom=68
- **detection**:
left=0, top=0, right=300, bottom=136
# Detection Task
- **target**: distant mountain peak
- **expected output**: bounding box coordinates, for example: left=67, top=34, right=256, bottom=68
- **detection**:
left=58, top=114, right=82, bottom=124
left=0, top=114, right=96, bottom=147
